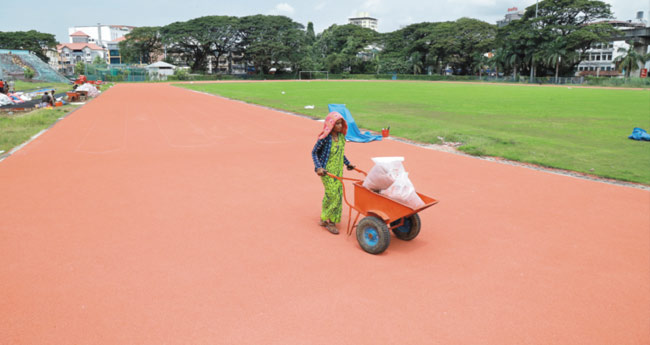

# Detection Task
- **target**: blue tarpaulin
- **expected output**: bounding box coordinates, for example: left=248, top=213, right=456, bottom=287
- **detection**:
left=328, top=104, right=382, bottom=143
left=628, top=127, right=650, bottom=141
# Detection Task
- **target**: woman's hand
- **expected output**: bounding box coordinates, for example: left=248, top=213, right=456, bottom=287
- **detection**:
left=346, top=164, right=355, bottom=171
left=316, top=168, right=327, bottom=176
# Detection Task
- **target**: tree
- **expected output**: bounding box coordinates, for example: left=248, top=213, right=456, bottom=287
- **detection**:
left=497, top=0, right=617, bottom=79
left=449, top=18, right=497, bottom=75
left=379, top=19, right=495, bottom=75
left=543, top=37, right=569, bottom=81
left=119, top=26, right=162, bottom=64
left=376, top=53, right=411, bottom=74
left=614, top=45, right=650, bottom=78
left=380, top=22, right=439, bottom=74
left=490, top=48, right=509, bottom=77
left=313, top=24, right=378, bottom=73
left=409, top=51, right=424, bottom=75
left=161, top=16, right=241, bottom=72
left=92, top=55, right=106, bottom=66
left=238, top=15, right=306, bottom=74
left=74, top=61, right=85, bottom=76
left=0, top=30, right=57, bottom=62
left=24, top=67, right=35, bottom=80
left=306, top=22, right=316, bottom=46
left=471, top=53, right=491, bottom=78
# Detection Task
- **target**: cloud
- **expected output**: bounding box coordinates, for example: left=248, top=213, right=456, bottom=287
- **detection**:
left=315, top=2, right=326, bottom=11
left=468, top=0, right=497, bottom=6
left=269, top=3, right=295, bottom=15
left=362, top=0, right=384, bottom=12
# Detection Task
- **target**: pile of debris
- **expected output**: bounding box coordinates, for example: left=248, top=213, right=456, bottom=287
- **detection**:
left=75, top=83, right=100, bottom=98
left=0, top=91, right=32, bottom=106
left=0, top=88, right=64, bottom=110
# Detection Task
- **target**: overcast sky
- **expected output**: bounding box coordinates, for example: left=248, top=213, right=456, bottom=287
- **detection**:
left=0, top=0, right=646, bottom=43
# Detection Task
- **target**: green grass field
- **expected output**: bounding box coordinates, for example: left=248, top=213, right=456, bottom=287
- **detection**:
left=178, top=81, right=650, bottom=184
left=0, top=105, right=78, bottom=155
left=13, top=80, right=72, bottom=92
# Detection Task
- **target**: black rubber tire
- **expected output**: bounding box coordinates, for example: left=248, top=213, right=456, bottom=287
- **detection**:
left=356, top=216, right=390, bottom=254
left=390, top=214, right=421, bottom=241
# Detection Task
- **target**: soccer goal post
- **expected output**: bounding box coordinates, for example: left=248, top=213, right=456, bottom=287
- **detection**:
left=298, top=71, right=329, bottom=80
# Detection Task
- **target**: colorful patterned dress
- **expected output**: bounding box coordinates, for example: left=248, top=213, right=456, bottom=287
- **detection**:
left=320, top=133, right=345, bottom=223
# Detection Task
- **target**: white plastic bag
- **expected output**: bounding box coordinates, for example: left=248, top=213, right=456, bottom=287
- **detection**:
left=381, top=172, right=425, bottom=209
left=362, top=157, right=405, bottom=191
left=0, top=93, right=13, bottom=106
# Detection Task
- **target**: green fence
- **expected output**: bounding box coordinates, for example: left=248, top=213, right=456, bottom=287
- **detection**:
left=82, top=64, right=149, bottom=82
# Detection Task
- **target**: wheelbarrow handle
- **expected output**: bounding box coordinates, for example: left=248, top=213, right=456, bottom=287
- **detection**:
left=325, top=167, right=366, bottom=181
left=351, top=167, right=368, bottom=176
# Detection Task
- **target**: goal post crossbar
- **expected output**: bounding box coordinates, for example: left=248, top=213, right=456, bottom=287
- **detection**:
left=298, top=71, right=329, bottom=80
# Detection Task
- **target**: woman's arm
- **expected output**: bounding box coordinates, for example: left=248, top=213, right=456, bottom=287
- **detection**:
left=312, top=139, right=324, bottom=171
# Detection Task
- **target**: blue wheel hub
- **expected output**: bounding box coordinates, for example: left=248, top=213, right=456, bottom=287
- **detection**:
left=363, top=227, right=379, bottom=246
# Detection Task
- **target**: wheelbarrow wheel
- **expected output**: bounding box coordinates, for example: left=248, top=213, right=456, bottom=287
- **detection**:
left=390, top=214, right=421, bottom=241
left=356, top=216, right=390, bottom=254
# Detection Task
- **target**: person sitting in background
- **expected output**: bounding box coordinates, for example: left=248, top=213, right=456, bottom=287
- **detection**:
left=40, top=92, right=51, bottom=107
left=48, top=91, right=56, bottom=106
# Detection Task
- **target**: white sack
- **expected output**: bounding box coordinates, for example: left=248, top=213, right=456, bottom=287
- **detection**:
left=77, top=83, right=100, bottom=97
left=381, top=172, right=425, bottom=209
left=0, top=93, right=13, bottom=106
left=362, top=157, right=405, bottom=191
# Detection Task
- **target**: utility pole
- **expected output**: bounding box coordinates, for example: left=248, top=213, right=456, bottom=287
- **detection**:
left=530, top=0, right=539, bottom=83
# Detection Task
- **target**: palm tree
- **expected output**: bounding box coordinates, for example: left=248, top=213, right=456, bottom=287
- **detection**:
left=544, top=38, right=568, bottom=82
left=505, top=50, right=523, bottom=80
left=409, top=51, right=424, bottom=75
left=470, top=53, right=490, bottom=79
left=491, top=48, right=508, bottom=78
left=614, top=45, right=650, bottom=78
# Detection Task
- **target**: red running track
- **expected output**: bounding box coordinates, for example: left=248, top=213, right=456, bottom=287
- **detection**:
left=1, top=83, right=648, bottom=344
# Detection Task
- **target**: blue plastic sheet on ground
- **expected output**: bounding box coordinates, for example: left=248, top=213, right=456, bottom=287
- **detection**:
left=328, top=104, right=382, bottom=143
left=628, top=127, right=650, bottom=141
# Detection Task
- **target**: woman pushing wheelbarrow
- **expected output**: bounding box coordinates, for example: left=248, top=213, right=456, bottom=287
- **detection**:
left=311, top=111, right=355, bottom=235
left=311, top=112, right=438, bottom=254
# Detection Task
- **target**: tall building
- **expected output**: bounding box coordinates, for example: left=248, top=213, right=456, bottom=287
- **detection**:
left=497, top=7, right=524, bottom=27
left=68, top=24, right=135, bottom=48
left=57, top=31, right=106, bottom=74
left=349, top=12, right=378, bottom=31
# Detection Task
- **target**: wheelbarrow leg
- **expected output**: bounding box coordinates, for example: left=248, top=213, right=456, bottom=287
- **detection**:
left=347, top=211, right=361, bottom=237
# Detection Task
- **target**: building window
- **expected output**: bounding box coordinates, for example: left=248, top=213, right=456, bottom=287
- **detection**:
left=596, top=55, right=600, bottom=61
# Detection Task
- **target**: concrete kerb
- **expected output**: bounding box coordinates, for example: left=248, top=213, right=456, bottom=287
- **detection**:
left=181, top=86, right=650, bottom=192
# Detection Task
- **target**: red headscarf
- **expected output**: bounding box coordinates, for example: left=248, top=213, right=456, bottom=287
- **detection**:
left=318, top=111, right=348, bottom=140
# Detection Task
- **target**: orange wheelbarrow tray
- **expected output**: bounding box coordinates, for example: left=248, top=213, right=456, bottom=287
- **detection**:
left=326, top=168, right=439, bottom=254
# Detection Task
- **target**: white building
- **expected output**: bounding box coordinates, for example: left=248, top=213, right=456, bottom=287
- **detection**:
left=45, top=49, right=61, bottom=72
left=576, top=41, right=628, bottom=77
left=576, top=19, right=648, bottom=77
left=57, top=32, right=106, bottom=75
left=349, top=12, right=378, bottom=31
left=145, top=61, right=176, bottom=80
left=68, top=24, right=135, bottom=48
left=497, top=7, right=524, bottom=28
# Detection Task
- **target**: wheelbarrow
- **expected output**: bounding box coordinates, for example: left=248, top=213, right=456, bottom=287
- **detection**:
left=326, top=168, right=438, bottom=254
